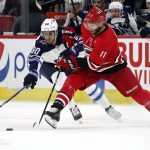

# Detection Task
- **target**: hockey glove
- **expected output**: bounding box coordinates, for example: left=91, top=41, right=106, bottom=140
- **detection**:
left=60, top=43, right=82, bottom=58
left=59, top=49, right=72, bottom=58
left=62, top=26, right=77, bottom=48
left=56, top=55, right=78, bottom=71
left=23, top=73, right=37, bottom=89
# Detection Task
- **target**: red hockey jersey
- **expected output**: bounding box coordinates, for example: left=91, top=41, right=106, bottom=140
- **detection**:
left=81, top=23, right=127, bottom=73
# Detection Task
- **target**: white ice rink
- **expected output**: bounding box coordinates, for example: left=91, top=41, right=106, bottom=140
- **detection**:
left=0, top=101, right=150, bottom=150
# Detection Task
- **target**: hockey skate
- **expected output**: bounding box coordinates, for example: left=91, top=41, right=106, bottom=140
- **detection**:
left=44, top=108, right=61, bottom=129
left=70, top=105, right=82, bottom=123
left=105, top=105, right=121, bottom=120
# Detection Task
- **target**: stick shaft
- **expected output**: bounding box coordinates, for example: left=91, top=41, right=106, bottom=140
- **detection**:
left=70, top=0, right=79, bottom=26
left=38, top=71, right=61, bottom=124
left=0, top=86, right=27, bottom=108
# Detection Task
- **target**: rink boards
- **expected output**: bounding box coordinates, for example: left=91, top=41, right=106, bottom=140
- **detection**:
left=0, top=87, right=133, bottom=104
left=0, top=35, right=150, bottom=104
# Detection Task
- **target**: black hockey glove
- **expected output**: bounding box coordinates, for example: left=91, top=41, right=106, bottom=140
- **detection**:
left=60, top=46, right=81, bottom=58
left=23, top=73, right=37, bottom=89
left=59, top=49, right=71, bottom=58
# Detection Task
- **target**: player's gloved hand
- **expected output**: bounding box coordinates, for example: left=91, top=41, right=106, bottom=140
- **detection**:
left=55, top=55, right=78, bottom=71
left=23, top=73, right=37, bottom=89
left=60, top=45, right=81, bottom=58
left=128, top=13, right=138, bottom=34
left=70, top=45, right=80, bottom=57
left=62, top=26, right=77, bottom=48
left=59, top=49, right=71, bottom=58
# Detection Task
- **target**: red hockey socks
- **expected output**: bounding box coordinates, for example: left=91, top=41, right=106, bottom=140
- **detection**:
left=131, top=89, right=150, bottom=112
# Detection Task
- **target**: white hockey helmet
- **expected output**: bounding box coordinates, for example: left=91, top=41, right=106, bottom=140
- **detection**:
left=41, top=18, right=58, bottom=44
left=41, top=18, right=58, bottom=32
left=109, top=1, right=123, bottom=11
left=146, top=0, right=150, bottom=2
left=68, top=0, right=83, bottom=4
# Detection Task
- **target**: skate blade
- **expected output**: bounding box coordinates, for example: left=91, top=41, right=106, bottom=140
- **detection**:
left=76, top=119, right=83, bottom=124
left=44, top=115, right=57, bottom=129
left=107, top=112, right=122, bottom=120
left=110, top=115, right=122, bottom=120
left=114, top=114, right=122, bottom=120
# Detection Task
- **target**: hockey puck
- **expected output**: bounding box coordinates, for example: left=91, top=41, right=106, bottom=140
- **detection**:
left=6, top=128, right=13, bottom=131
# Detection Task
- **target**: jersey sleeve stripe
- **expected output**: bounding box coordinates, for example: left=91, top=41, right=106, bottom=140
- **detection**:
left=87, top=57, right=100, bottom=71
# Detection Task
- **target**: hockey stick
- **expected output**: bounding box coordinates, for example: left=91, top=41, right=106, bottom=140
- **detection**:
left=84, top=0, right=93, bottom=11
left=36, top=0, right=55, bottom=10
left=70, top=0, right=79, bottom=26
left=0, top=86, right=28, bottom=108
left=33, top=70, right=61, bottom=127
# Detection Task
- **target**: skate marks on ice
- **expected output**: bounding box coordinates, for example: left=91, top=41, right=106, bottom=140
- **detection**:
left=0, top=101, right=150, bottom=131
left=0, top=102, right=150, bottom=150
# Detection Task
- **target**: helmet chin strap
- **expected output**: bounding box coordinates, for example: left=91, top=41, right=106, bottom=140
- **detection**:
left=53, top=30, right=58, bottom=44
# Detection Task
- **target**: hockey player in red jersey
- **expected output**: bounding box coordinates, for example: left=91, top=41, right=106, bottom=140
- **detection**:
left=44, top=7, right=150, bottom=128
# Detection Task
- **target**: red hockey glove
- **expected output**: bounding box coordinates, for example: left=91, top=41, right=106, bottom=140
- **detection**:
left=56, top=55, right=78, bottom=71
left=62, top=26, right=77, bottom=48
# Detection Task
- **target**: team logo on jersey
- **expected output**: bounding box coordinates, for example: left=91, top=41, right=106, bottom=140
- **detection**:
left=85, top=37, right=93, bottom=47
left=0, top=42, right=10, bottom=82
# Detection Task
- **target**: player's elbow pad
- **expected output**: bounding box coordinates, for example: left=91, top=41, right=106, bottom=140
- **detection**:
left=76, top=58, right=88, bottom=68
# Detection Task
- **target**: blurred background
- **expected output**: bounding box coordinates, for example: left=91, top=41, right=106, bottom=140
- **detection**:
left=0, top=0, right=150, bottom=104
left=0, top=0, right=149, bottom=35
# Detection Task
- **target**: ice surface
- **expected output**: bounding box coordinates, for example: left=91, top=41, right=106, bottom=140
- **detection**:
left=0, top=101, right=150, bottom=150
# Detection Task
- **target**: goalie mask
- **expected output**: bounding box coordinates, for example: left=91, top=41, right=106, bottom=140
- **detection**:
left=83, top=7, right=106, bottom=35
left=41, top=18, right=58, bottom=45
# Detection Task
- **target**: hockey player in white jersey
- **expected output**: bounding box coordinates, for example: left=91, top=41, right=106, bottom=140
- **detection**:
left=23, top=18, right=82, bottom=121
